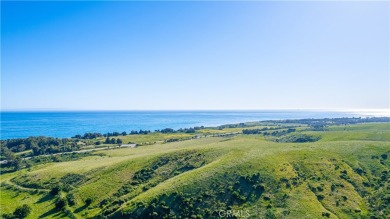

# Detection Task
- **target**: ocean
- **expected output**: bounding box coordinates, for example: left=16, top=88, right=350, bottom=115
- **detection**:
left=1, top=110, right=388, bottom=139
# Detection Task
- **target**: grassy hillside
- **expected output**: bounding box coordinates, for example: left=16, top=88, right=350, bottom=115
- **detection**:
left=1, top=122, right=389, bottom=218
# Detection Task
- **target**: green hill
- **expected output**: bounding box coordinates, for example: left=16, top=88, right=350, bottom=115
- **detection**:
left=1, top=122, right=389, bottom=218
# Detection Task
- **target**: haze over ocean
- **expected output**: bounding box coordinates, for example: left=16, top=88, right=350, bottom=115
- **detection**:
left=1, top=110, right=388, bottom=139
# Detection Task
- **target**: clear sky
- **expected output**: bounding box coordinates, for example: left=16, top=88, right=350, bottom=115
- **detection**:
left=1, top=1, right=389, bottom=110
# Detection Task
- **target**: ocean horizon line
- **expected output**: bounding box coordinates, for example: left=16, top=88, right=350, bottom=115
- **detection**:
left=2, top=108, right=389, bottom=113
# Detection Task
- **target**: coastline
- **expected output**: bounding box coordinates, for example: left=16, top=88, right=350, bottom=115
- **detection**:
left=2, top=110, right=389, bottom=140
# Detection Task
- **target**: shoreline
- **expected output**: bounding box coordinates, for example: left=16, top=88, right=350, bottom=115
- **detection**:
left=2, top=110, right=389, bottom=140
left=1, top=116, right=389, bottom=141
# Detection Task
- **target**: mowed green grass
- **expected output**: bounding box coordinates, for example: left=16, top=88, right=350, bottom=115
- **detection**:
left=1, top=123, right=389, bottom=218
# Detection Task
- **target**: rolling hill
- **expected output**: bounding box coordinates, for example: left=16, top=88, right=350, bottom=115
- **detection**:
left=1, top=121, right=389, bottom=218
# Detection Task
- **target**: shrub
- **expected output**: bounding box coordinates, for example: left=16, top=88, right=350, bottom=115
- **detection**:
left=354, top=167, right=365, bottom=175
left=13, top=204, right=32, bottom=218
left=331, top=183, right=336, bottom=191
left=85, top=198, right=93, bottom=206
left=317, top=194, right=325, bottom=201
left=132, top=168, right=154, bottom=183
left=55, top=198, right=67, bottom=210
left=2, top=213, right=14, bottom=219
left=60, top=173, right=86, bottom=187
left=64, top=207, right=76, bottom=218
left=276, top=134, right=320, bottom=143
left=66, top=193, right=76, bottom=206
left=265, top=209, right=277, bottom=219
left=242, top=129, right=262, bottom=134
left=50, top=186, right=61, bottom=196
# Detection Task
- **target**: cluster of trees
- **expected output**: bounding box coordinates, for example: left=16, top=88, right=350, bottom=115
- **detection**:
left=130, top=130, right=150, bottom=135
left=3, top=124, right=208, bottom=159
left=33, top=173, right=93, bottom=218
left=104, top=132, right=128, bottom=137
left=217, top=123, right=246, bottom=129
left=1, top=136, right=74, bottom=153
left=275, top=134, right=320, bottom=143
left=177, top=127, right=199, bottom=133
left=273, top=117, right=390, bottom=128
left=242, top=129, right=263, bottom=134
left=0, top=135, right=126, bottom=170
left=158, top=128, right=175, bottom=133
left=1, top=136, right=80, bottom=156
left=263, top=128, right=296, bottom=137
left=73, top=131, right=124, bottom=139
left=49, top=181, right=88, bottom=218
left=1, top=138, right=28, bottom=153
left=242, top=127, right=296, bottom=136
left=1, top=151, right=94, bottom=172
left=155, top=126, right=204, bottom=134
left=0, top=145, right=24, bottom=170
left=73, top=132, right=103, bottom=139
left=2, top=204, right=31, bottom=219
left=104, top=137, right=123, bottom=145
left=242, top=127, right=278, bottom=134
left=73, top=130, right=152, bottom=139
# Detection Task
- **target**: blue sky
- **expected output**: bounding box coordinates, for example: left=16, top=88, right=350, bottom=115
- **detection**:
left=1, top=1, right=389, bottom=110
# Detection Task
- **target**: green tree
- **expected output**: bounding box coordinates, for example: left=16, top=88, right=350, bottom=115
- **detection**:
left=50, top=186, right=61, bottom=196
left=85, top=198, right=93, bottom=206
left=55, top=197, right=67, bottom=210
left=13, top=157, right=23, bottom=170
left=110, top=138, right=116, bottom=144
left=2, top=145, right=15, bottom=162
left=13, top=204, right=31, bottom=218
